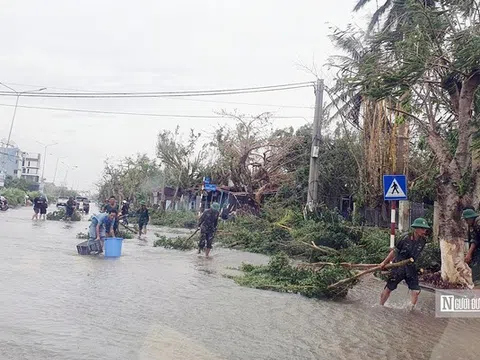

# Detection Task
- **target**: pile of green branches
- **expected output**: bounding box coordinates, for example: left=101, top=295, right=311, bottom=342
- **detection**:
left=230, top=253, right=356, bottom=299
left=47, top=208, right=81, bottom=221
left=153, top=234, right=197, bottom=250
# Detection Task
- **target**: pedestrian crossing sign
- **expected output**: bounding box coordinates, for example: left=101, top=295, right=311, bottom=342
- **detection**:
left=383, top=175, right=407, bottom=201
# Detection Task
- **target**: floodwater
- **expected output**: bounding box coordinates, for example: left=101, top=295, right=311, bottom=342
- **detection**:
left=1, top=206, right=480, bottom=360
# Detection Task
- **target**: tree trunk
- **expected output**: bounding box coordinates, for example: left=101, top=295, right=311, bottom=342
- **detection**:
left=437, top=184, right=473, bottom=287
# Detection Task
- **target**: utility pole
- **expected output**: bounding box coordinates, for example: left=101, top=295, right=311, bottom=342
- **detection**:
left=306, top=79, right=324, bottom=213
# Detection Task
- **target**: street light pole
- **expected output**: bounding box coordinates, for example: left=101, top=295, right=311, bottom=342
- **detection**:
left=61, top=162, right=77, bottom=187
left=52, top=156, right=67, bottom=184
left=39, top=142, right=58, bottom=184
left=0, top=82, right=47, bottom=150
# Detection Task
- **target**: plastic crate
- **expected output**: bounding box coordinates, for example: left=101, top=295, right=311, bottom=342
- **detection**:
left=76, top=240, right=103, bottom=255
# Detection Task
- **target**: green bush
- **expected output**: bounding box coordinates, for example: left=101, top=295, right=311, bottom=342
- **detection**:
left=292, top=220, right=361, bottom=251
left=150, top=210, right=198, bottom=229
left=216, top=215, right=295, bottom=254
left=0, top=188, right=26, bottom=207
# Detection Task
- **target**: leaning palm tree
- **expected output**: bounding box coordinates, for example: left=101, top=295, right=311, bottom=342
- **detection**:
left=354, top=0, right=436, bottom=33
left=326, top=26, right=398, bottom=209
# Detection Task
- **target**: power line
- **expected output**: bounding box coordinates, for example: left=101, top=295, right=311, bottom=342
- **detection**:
left=1, top=81, right=314, bottom=109
left=0, top=103, right=309, bottom=120
left=0, top=82, right=314, bottom=98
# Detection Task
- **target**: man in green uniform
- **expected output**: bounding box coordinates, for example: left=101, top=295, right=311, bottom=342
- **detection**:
left=198, top=202, right=220, bottom=257
left=379, top=218, right=430, bottom=308
left=137, top=202, right=150, bottom=239
left=463, top=209, right=480, bottom=285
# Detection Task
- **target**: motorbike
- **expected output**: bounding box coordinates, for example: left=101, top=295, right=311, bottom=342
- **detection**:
left=0, top=201, right=8, bottom=211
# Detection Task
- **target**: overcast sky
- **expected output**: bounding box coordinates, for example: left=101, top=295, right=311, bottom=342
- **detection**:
left=0, top=0, right=371, bottom=192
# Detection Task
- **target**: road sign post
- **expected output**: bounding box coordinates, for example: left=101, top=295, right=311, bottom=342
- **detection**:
left=383, top=175, right=408, bottom=249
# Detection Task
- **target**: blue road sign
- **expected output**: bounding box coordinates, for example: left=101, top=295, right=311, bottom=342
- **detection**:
left=204, top=183, right=217, bottom=191
left=383, top=175, right=407, bottom=201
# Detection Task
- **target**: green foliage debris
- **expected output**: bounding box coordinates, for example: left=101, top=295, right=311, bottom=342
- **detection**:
left=153, top=234, right=197, bottom=250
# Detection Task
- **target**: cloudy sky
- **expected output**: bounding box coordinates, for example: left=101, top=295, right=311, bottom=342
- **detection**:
left=0, top=0, right=371, bottom=191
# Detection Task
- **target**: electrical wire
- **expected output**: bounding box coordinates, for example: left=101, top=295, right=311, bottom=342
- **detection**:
left=0, top=82, right=314, bottom=98
left=0, top=81, right=314, bottom=108
left=0, top=103, right=309, bottom=120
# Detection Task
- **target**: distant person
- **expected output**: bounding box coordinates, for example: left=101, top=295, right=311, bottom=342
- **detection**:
left=379, top=218, right=430, bottom=309
left=39, top=194, right=48, bottom=220
left=32, top=195, right=43, bottom=220
left=0, top=195, right=8, bottom=210
left=463, top=209, right=480, bottom=285
left=121, top=200, right=130, bottom=225
left=88, top=209, right=118, bottom=248
left=83, top=199, right=90, bottom=215
left=137, top=202, right=150, bottom=238
left=197, top=202, right=220, bottom=257
left=65, top=197, right=75, bottom=220
left=103, top=196, right=119, bottom=236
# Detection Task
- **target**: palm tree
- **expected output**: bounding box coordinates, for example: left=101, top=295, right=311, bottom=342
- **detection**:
left=354, top=0, right=436, bottom=33
left=327, top=26, right=397, bottom=208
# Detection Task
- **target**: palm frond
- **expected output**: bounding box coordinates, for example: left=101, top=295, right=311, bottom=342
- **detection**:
left=367, top=0, right=393, bottom=33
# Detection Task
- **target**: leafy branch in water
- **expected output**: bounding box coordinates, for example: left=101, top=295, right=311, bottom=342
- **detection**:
left=229, top=253, right=356, bottom=299
left=153, top=235, right=197, bottom=250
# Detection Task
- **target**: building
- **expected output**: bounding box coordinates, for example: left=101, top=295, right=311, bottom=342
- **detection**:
left=21, top=152, right=41, bottom=184
left=0, top=146, right=23, bottom=179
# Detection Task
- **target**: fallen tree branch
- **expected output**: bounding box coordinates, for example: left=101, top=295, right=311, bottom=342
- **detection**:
left=299, top=241, right=340, bottom=255
left=327, top=258, right=414, bottom=290
left=274, top=223, right=293, bottom=231
left=298, top=262, right=379, bottom=270
left=120, top=221, right=138, bottom=233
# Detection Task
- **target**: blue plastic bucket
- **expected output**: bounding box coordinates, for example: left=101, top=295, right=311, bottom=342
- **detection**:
left=104, top=237, right=123, bottom=257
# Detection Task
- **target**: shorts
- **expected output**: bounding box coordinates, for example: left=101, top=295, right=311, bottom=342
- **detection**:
left=40, top=207, right=47, bottom=215
left=138, top=221, right=147, bottom=231
left=385, top=266, right=420, bottom=291
left=33, top=207, right=40, bottom=214
left=198, top=232, right=214, bottom=249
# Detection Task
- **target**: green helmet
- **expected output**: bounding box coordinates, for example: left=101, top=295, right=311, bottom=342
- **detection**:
left=411, top=217, right=430, bottom=229
left=211, top=202, right=220, bottom=211
left=462, top=208, right=478, bottom=219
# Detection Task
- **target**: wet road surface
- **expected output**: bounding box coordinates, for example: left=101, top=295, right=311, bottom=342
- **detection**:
left=1, top=206, right=480, bottom=359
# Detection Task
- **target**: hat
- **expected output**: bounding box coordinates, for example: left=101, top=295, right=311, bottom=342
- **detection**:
left=411, top=218, right=430, bottom=229
left=140, top=201, right=146, bottom=205
left=211, top=202, right=220, bottom=210
left=123, top=200, right=127, bottom=203
left=463, top=209, right=479, bottom=219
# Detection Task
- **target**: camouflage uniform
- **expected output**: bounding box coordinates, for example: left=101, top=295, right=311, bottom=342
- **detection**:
left=198, top=208, right=219, bottom=250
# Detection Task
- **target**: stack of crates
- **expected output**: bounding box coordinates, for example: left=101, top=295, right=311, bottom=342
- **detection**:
left=76, top=240, right=103, bottom=255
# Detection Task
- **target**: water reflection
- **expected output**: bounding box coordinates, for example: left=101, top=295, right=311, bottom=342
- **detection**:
left=0, top=207, right=479, bottom=360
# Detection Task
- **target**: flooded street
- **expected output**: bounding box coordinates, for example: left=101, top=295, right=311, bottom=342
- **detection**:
left=1, top=207, right=480, bottom=360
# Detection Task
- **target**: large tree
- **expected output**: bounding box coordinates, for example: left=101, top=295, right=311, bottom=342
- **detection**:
left=350, top=0, right=480, bottom=286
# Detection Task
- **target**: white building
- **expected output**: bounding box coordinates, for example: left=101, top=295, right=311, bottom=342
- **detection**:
left=0, top=146, right=23, bottom=179
left=21, top=152, right=41, bottom=184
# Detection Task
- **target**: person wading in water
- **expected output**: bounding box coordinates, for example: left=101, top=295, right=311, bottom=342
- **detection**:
left=379, top=217, right=430, bottom=309
left=137, top=202, right=150, bottom=239
left=103, top=196, right=119, bottom=236
left=463, top=208, right=480, bottom=285
left=88, top=209, right=118, bottom=250
left=198, top=202, right=220, bottom=257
